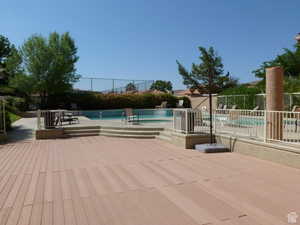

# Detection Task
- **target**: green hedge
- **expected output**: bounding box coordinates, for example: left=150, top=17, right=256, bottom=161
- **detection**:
left=46, top=92, right=191, bottom=110
left=219, top=85, right=262, bottom=109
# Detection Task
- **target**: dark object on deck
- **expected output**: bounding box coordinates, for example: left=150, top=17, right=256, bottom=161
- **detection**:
left=194, top=143, right=230, bottom=153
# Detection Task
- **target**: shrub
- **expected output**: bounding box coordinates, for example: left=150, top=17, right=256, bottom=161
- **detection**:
left=46, top=92, right=191, bottom=110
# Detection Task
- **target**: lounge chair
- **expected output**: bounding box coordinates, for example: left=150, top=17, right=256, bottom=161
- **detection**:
left=60, top=111, right=79, bottom=125
left=156, top=101, right=168, bottom=109
left=292, top=105, right=300, bottom=112
left=250, top=106, right=260, bottom=116
left=177, top=100, right=184, bottom=108
left=231, top=105, right=237, bottom=110
left=217, top=104, right=223, bottom=109
left=123, top=108, right=139, bottom=124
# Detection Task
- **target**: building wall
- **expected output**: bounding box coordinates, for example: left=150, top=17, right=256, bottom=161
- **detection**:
left=188, top=95, right=218, bottom=109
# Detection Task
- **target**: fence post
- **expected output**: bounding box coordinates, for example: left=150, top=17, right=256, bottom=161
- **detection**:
left=185, top=109, right=188, bottom=134
left=3, top=100, right=6, bottom=135
left=173, top=110, right=175, bottom=130
left=90, top=78, right=93, bottom=91
left=213, top=110, right=216, bottom=134
left=263, top=110, right=267, bottom=142
left=37, top=110, right=41, bottom=130
left=290, top=94, right=293, bottom=110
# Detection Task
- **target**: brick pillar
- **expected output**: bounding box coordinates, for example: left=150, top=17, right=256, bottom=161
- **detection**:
left=266, top=66, right=284, bottom=140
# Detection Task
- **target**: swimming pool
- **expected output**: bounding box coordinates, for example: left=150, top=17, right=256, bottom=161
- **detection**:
left=82, top=109, right=173, bottom=121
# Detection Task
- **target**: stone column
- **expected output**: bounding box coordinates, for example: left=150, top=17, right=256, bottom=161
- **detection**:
left=266, top=66, right=284, bottom=140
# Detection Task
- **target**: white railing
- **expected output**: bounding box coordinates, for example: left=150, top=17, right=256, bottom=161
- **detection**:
left=37, top=110, right=67, bottom=130
left=173, top=109, right=210, bottom=134
left=214, top=109, right=266, bottom=140
left=265, top=111, right=300, bottom=144
left=173, top=109, right=300, bottom=146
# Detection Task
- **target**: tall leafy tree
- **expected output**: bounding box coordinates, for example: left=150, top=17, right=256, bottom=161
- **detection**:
left=0, top=35, right=11, bottom=63
left=0, top=35, right=22, bottom=85
left=5, top=47, right=23, bottom=78
left=177, top=46, right=238, bottom=94
left=253, top=44, right=300, bottom=79
left=150, top=80, right=172, bottom=92
left=20, top=32, right=80, bottom=107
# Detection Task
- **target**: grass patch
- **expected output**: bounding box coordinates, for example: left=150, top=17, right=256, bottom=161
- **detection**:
left=8, top=112, right=21, bottom=123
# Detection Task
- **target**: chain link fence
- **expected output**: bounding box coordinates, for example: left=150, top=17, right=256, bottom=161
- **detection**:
left=73, top=77, right=154, bottom=94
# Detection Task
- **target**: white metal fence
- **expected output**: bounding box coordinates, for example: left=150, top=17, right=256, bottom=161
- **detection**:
left=37, top=110, right=55, bottom=130
left=173, top=109, right=211, bottom=134
left=217, top=92, right=300, bottom=110
left=173, top=109, right=300, bottom=146
left=37, top=110, right=75, bottom=130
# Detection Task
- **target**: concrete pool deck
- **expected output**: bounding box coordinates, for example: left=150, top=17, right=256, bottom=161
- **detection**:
left=7, top=118, right=37, bottom=143
left=0, top=136, right=299, bottom=225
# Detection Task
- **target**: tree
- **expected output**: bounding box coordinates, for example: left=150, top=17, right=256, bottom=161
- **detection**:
left=284, top=76, right=300, bottom=93
left=177, top=46, right=238, bottom=94
left=125, top=82, right=137, bottom=92
left=0, top=35, right=22, bottom=85
left=5, top=47, right=23, bottom=78
left=20, top=32, right=80, bottom=108
left=9, top=73, right=34, bottom=97
left=253, top=44, right=300, bottom=79
left=0, top=35, right=11, bottom=63
left=150, top=80, right=172, bottom=92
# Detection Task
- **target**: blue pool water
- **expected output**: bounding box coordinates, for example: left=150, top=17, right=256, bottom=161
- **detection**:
left=82, top=109, right=173, bottom=120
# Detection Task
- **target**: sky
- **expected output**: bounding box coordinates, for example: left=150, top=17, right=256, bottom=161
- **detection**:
left=1, top=0, right=300, bottom=90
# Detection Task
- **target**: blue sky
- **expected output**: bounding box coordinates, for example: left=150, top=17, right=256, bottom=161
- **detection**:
left=1, top=0, right=300, bottom=90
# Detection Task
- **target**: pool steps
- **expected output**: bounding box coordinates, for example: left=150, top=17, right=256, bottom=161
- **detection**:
left=63, top=126, right=165, bottom=139
left=156, top=129, right=173, bottom=142
left=100, top=129, right=160, bottom=136
left=63, top=127, right=100, bottom=138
